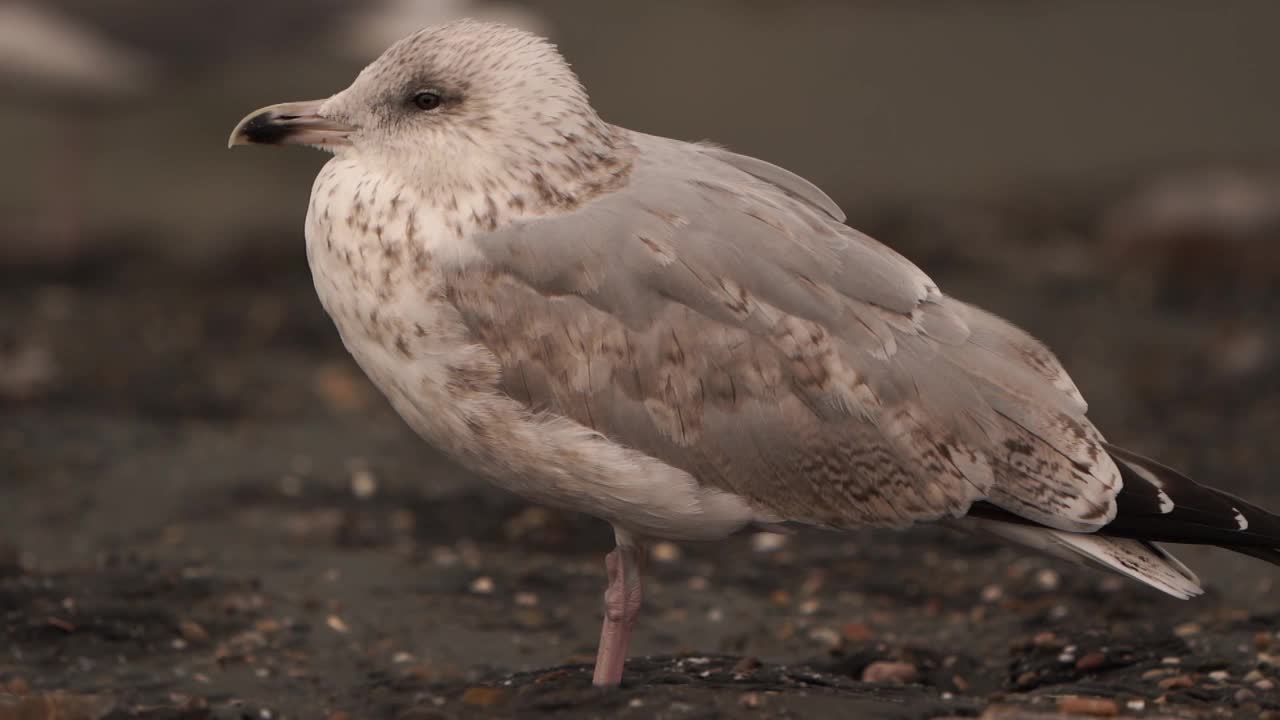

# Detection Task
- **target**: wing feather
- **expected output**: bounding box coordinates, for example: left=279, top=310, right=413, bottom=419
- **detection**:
left=450, top=132, right=1119, bottom=531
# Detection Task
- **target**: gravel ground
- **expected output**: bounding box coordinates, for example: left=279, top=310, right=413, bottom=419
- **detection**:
left=2, top=197, right=1279, bottom=719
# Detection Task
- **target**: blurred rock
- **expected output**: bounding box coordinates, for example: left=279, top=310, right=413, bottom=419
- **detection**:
left=1055, top=696, right=1119, bottom=717
left=0, top=3, right=153, bottom=99
left=0, top=337, right=57, bottom=401
left=861, top=660, right=919, bottom=684
left=0, top=692, right=115, bottom=720
left=1103, top=170, right=1280, bottom=296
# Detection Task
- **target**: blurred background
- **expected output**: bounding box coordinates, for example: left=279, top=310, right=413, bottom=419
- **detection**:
left=3, top=0, right=1280, bottom=265
left=2, top=2, right=1280, bottom=718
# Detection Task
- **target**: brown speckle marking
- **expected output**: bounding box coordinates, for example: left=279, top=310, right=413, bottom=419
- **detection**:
left=394, top=334, right=412, bottom=357
left=644, top=206, right=687, bottom=228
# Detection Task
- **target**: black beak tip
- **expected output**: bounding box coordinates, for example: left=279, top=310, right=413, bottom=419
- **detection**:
left=238, top=111, right=292, bottom=145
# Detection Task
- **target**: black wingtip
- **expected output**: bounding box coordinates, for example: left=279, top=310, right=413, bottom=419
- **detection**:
left=1103, top=444, right=1280, bottom=552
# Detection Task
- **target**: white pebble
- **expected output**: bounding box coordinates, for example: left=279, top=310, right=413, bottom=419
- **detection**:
left=751, top=532, right=789, bottom=553
left=350, top=469, right=378, bottom=498
left=808, top=626, right=841, bottom=648
left=1034, top=569, right=1060, bottom=591
left=651, top=542, right=682, bottom=563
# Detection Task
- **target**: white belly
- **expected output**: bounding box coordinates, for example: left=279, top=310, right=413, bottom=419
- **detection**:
left=301, top=157, right=762, bottom=541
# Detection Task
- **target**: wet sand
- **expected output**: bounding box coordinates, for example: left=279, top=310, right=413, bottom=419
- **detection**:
left=2, top=197, right=1278, bottom=719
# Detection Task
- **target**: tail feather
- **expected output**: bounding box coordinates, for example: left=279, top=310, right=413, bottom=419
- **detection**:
left=966, top=517, right=1203, bottom=599
left=963, top=445, right=1280, bottom=598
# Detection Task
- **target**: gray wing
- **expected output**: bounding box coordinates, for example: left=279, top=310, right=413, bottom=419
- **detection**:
left=448, top=132, right=1120, bottom=533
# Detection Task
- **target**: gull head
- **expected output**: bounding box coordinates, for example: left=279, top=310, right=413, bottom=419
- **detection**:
left=230, top=20, right=626, bottom=199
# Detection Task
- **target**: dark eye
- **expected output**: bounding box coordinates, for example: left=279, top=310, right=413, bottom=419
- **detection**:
left=411, top=90, right=442, bottom=111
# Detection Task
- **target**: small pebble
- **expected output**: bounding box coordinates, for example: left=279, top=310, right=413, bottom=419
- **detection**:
left=325, top=615, right=349, bottom=634
left=861, top=660, right=919, bottom=684
left=1125, top=699, right=1145, bottom=712
left=1033, top=568, right=1060, bottom=591
left=1031, top=631, right=1059, bottom=647
left=1160, top=656, right=1182, bottom=665
left=179, top=620, right=210, bottom=644
left=980, top=584, right=1004, bottom=603
left=514, top=591, right=538, bottom=607
left=651, top=542, right=681, bottom=563
left=469, top=576, right=495, bottom=594
left=751, top=532, right=788, bottom=553
left=841, top=622, right=874, bottom=642
left=1075, top=651, right=1107, bottom=671
left=1208, top=670, right=1229, bottom=682
left=1099, top=577, right=1124, bottom=592
left=1057, top=696, right=1119, bottom=717
left=1174, top=622, right=1201, bottom=637
left=350, top=469, right=377, bottom=499
left=807, top=627, right=841, bottom=648
left=738, top=692, right=762, bottom=709
left=1158, top=674, right=1194, bottom=690
left=460, top=687, right=508, bottom=707
left=1236, top=688, right=1257, bottom=703
left=1256, top=678, right=1276, bottom=691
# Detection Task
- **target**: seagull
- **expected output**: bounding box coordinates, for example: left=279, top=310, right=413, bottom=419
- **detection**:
left=229, top=21, right=1280, bottom=687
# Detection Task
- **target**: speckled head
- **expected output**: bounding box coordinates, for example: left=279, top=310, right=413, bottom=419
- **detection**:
left=232, top=20, right=629, bottom=202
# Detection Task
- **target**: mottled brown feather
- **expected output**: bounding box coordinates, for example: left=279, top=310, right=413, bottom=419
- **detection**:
left=447, top=133, right=1121, bottom=532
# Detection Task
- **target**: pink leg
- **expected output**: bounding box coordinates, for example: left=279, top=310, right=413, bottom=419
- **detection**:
left=592, top=542, right=643, bottom=687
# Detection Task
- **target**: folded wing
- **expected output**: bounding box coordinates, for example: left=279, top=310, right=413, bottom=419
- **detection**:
left=449, top=131, right=1121, bottom=533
